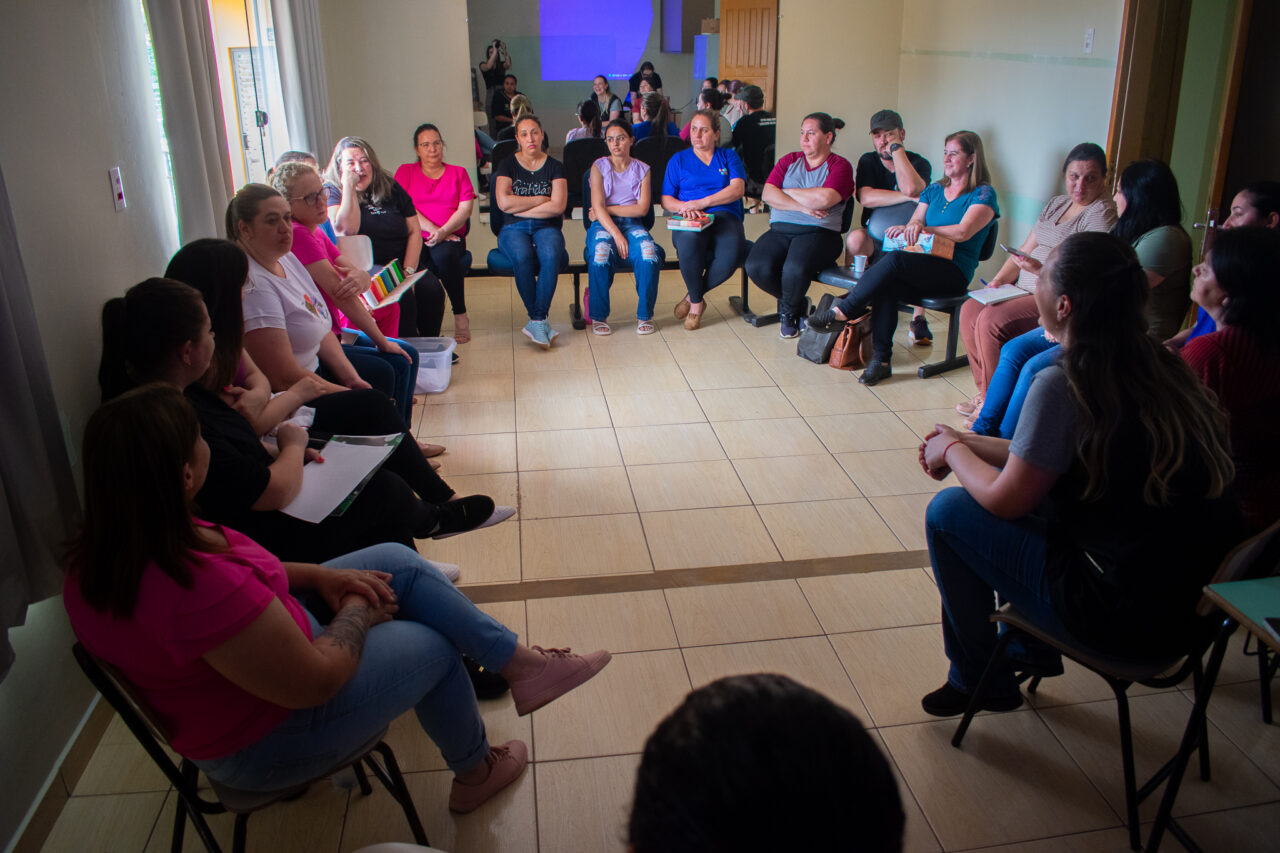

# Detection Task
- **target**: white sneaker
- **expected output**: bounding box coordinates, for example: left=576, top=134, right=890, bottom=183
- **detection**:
left=542, top=320, right=559, bottom=345
left=432, top=561, right=462, bottom=583
left=476, top=505, right=516, bottom=532
left=523, top=320, right=550, bottom=349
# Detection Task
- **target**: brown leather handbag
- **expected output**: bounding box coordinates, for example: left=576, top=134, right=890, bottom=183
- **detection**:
left=828, top=312, right=873, bottom=370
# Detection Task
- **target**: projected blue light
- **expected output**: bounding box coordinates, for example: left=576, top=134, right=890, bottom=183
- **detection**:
left=539, top=0, right=652, bottom=81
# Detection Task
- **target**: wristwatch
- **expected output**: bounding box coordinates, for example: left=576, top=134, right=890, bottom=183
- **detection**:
left=405, top=265, right=416, bottom=274
left=889, top=143, right=904, bottom=154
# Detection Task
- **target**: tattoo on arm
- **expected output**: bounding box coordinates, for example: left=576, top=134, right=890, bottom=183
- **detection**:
left=321, top=603, right=371, bottom=659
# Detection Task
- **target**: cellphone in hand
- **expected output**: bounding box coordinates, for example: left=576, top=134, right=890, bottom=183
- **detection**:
left=1000, top=243, right=1027, bottom=259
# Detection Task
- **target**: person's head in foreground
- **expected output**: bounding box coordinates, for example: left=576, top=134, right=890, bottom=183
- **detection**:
left=628, top=673, right=904, bottom=853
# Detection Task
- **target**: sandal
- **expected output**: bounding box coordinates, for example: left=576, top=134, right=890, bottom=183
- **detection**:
left=955, top=393, right=983, bottom=416
left=591, top=320, right=612, bottom=336
left=452, top=313, right=471, bottom=344
left=418, top=441, right=446, bottom=458
left=637, top=319, right=656, bottom=335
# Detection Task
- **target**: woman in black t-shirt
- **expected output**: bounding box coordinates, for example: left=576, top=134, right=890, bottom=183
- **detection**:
left=493, top=115, right=568, bottom=349
left=323, top=136, right=447, bottom=337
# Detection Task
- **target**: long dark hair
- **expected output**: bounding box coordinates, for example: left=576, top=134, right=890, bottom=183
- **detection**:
left=577, top=99, right=602, bottom=137
left=629, top=674, right=903, bottom=852
left=1238, top=180, right=1280, bottom=222
left=67, top=384, right=212, bottom=618
left=1209, top=226, right=1280, bottom=339
left=165, top=239, right=249, bottom=390
left=1112, top=159, right=1183, bottom=245
left=99, top=278, right=207, bottom=401
left=641, top=93, right=671, bottom=138
left=1050, top=232, right=1233, bottom=504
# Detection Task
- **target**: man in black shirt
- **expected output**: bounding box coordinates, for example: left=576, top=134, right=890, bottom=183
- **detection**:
left=731, top=85, right=776, bottom=193
left=848, top=109, right=933, bottom=343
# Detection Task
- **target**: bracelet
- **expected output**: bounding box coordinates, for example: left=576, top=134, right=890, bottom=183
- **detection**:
left=941, top=439, right=963, bottom=465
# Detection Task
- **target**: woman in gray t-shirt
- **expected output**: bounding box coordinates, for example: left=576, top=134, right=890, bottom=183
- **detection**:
left=913, top=231, right=1241, bottom=718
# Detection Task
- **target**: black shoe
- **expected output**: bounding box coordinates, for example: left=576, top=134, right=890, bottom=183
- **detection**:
left=921, top=682, right=1024, bottom=717
left=908, top=315, right=933, bottom=346
left=809, top=307, right=841, bottom=332
left=812, top=292, right=834, bottom=318
left=858, top=360, right=892, bottom=385
left=463, top=655, right=510, bottom=700
left=779, top=315, right=802, bottom=339
left=429, top=495, right=497, bottom=539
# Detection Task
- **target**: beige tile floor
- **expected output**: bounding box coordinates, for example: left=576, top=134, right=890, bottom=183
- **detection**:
left=33, top=271, right=1279, bottom=852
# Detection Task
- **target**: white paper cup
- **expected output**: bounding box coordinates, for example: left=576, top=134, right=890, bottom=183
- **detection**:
left=853, top=255, right=868, bottom=276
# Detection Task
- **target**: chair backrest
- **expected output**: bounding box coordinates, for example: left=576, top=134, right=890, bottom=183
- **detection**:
left=495, top=125, right=516, bottom=142
left=1197, top=518, right=1280, bottom=616
left=563, top=137, right=609, bottom=218
left=978, top=218, right=999, bottom=262
left=489, top=139, right=518, bottom=174
left=632, top=135, right=689, bottom=205
left=72, top=643, right=190, bottom=792
left=337, top=234, right=375, bottom=272
left=838, top=192, right=857, bottom=234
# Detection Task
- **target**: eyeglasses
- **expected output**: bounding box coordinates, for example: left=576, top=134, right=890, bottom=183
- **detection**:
left=290, top=190, right=325, bottom=206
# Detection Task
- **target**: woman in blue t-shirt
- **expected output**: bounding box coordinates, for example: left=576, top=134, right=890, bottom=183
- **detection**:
left=660, top=109, right=747, bottom=331
left=811, top=130, right=999, bottom=385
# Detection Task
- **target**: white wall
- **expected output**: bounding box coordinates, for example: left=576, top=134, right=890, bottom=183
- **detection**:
left=0, top=0, right=180, bottom=846
left=318, top=0, right=477, bottom=186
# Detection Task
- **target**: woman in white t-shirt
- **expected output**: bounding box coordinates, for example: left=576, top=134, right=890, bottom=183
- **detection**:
left=230, top=184, right=370, bottom=394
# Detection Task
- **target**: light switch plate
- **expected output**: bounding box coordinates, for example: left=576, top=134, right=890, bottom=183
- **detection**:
left=109, top=166, right=126, bottom=211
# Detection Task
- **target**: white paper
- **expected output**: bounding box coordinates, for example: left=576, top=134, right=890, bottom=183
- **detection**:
left=967, top=284, right=1028, bottom=305
left=280, top=434, right=399, bottom=523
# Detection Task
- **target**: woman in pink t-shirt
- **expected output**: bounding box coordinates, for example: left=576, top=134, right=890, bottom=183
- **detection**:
left=394, top=124, right=477, bottom=343
left=65, top=383, right=612, bottom=813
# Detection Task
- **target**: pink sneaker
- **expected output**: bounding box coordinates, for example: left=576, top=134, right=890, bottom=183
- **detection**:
left=510, top=646, right=612, bottom=716
left=448, top=739, right=528, bottom=814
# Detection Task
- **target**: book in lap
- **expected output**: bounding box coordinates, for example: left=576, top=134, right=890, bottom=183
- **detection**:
left=362, top=258, right=425, bottom=310
left=967, top=284, right=1027, bottom=305
left=667, top=213, right=715, bottom=232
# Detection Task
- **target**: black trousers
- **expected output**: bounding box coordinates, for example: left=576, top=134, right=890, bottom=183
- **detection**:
left=834, top=251, right=968, bottom=361
left=670, top=215, right=746, bottom=303
left=421, top=239, right=469, bottom=316
left=396, top=268, right=448, bottom=337
left=745, top=223, right=844, bottom=317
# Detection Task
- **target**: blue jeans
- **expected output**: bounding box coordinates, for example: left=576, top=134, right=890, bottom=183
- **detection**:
left=585, top=218, right=663, bottom=321
left=926, top=488, right=1066, bottom=696
left=498, top=219, right=565, bottom=321
left=342, top=334, right=419, bottom=426
left=195, top=544, right=518, bottom=790
left=971, top=328, right=1060, bottom=438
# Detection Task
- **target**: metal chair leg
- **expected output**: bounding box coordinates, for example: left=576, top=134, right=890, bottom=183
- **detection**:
left=728, top=269, right=779, bottom=327
left=1112, top=687, right=1141, bottom=851
left=952, top=631, right=1016, bottom=747
left=917, top=307, right=970, bottom=378
left=352, top=757, right=373, bottom=795
left=570, top=272, right=586, bottom=330
left=1259, top=643, right=1275, bottom=724
left=231, top=814, right=250, bottom=853
left=365, top=742, right=430, bottom=846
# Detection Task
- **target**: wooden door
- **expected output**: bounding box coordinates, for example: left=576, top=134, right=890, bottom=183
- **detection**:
left=720, top=0, right=778, bottom=111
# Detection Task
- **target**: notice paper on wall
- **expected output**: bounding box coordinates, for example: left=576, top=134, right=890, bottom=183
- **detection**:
left=280, top=434, right=401, bottom=523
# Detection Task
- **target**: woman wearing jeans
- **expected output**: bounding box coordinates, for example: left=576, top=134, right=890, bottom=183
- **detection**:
left=916, top=232, right=1241, bottom=717
left=65, top=384, right=610, bottom=814
left=585, top=120, right=664, bottom=335
left=744, top=112, right=854, bottom=339
left=661, top=109, right=747, bottom=331
left=494, top=114, right=568, bottom=348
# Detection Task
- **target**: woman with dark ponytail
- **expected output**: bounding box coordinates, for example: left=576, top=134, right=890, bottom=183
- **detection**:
left=632, top=92, right=677, bottom=141
left=566, top=98, right=602, bottom=142
left=917, top=231, right=1242, bottom=717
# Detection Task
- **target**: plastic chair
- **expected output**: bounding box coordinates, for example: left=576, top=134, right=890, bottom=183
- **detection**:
left=72, top=643, right=430, bottom=853
left=562, top=137, right=609, bottom=219
left=951, top=519, right=1280, bottom=852
left=489, top=139, right=518, bottom=174
left=631, top=135, right=689, bottom=209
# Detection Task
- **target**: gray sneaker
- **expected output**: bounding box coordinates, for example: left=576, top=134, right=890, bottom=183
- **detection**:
left=523, top=320, right=551, bottom=349
left=541, top=320, right=559, bottom=345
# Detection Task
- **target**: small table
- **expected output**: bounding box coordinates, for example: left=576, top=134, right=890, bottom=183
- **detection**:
left=1144, top=577, right=1280, bottom=851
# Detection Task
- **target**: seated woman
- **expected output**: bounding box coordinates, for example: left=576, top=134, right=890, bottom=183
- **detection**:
left=1122, top=159, right=1192, bottom=341
left=955, top=143, right=1115, bottom=416
left=1182, top=226, right=1280, bottom=532
left=101, top=275, right=512, bottom=566
left=584, top=120, right=665, bottom=336
left=493, top=114, right=568, bottom=349
left=629, top=674, right=904, bottom=853
left=496, top=95, right=539, bottom=143
left=917, top=231, right=1242, bottom=716
left=745, top=112, right=854, bottom=339
left=679, top=89, right=732, bottom=149
left=810, top=131, right=999, bottom=386
left=589, top=74, right=623, bottom=122
left=394, top=123, right=478, bottom=344
left=323, top=136, right=447, bottom=338
left=968, top=158, right=1188, bottom=437
left=628, top=77, right=657, bottom=124
left=632, top=93, right=679, bottom=142
left=1168, top=180, right=1280, bottom=351
left=64, top=383, right=610, bottom=813
left=269, top=163, right=419, bottom=427
left=661, top=109, right=747, bottom=331
left=565, top=98, right=602, bottom=143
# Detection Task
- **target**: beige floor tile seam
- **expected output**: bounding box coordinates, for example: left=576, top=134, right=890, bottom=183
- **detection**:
left=463, top=549, right=930, bottom=603
left=868, top=729, right=947, bottom=853
left=1024, top=698, right=1134, bottom=831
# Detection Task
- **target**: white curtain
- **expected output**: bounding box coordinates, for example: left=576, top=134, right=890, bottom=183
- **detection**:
left=144, top=0, right=234, bottom=241
left=270, top=0, right=334, bottom=161
left=0, top=165, right=81, bottom=683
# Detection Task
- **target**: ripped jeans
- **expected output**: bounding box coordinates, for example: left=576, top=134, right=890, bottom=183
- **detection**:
left=584, top=218, right=664, bottom=322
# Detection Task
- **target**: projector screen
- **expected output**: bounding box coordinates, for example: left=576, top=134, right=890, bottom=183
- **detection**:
left=539, top=0, right=653, bottom=82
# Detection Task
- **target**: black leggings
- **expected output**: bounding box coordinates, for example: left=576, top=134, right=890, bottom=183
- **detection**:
left=745, top=223, right=844, bottom=317
left=670, top=215, right=746, bottom=304
left=421, top=239, right=469, bottom=316
left=833, top=251, right=968, bottom=361
left=396, top=268, right=448, bottom=337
